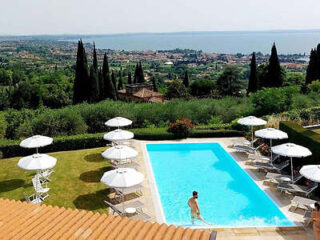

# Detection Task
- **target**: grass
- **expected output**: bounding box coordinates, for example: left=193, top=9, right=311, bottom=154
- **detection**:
left=0, top=147, right=111, bottom=214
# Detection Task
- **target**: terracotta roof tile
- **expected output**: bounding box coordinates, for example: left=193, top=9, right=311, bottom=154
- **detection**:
left=0, top=198, right=212, bottom=240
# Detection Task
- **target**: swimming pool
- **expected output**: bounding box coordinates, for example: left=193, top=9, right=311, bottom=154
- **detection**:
left=146, top=143, right=293, bottom=227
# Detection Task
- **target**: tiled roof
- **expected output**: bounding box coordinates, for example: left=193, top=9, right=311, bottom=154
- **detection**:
left=0, top=198, right=212, bottom=240
left=132, top=88, right=163, bottom=98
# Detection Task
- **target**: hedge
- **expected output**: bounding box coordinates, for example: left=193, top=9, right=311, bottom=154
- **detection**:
left=279, top=121, right=320, bottom=165
left=0, top=128, right=243, bottom=158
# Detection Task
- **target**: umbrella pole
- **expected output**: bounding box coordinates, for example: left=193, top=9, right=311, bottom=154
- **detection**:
left=36, top=147, right=38, bottom=154
left=251, top=126, right=254, bottom=147
left=290, top=157, right=294, bottom=183
left=270, top=140, right=273, bottom=163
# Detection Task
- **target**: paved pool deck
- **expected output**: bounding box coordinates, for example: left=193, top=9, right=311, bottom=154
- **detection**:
left=131, top=137, right=313, bottom=239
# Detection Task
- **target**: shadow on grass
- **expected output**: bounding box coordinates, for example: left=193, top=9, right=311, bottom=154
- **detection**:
left=79, top=166, right=113, bottom=183
left=73, top=189, right=111, bottom=211
left=84, top=153, right=105, bottom=163
left=0, top=179, right=25, bottom=193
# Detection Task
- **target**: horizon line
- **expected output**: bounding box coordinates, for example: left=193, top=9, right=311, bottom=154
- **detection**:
left=1, top=28, right=320, bottom=37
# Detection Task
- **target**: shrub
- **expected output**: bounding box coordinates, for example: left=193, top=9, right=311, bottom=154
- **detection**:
left=29, top=108, right=87, bottom=137
left=168, top=118, right=195, bottom=138
left=190, top=79, right=216, bottom=97
left=166, top=80, right=190, bottom=99
left=0, top=113, right=7, bottom=139
left=279, top=121, right=320, bottom=165
left=307, top=80, right=320, bottom=93
left=250, top=86, right=300, bottom=116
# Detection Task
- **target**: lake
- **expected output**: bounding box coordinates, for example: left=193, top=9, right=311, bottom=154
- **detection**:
left=68, top=30, right=320, bottom=54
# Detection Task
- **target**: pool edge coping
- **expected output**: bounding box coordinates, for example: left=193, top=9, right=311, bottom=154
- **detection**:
left=141, top=139, right=303, bottom=228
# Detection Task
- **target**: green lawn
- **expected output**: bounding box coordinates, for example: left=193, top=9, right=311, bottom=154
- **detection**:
left=0, top=147, right=111, bottom=214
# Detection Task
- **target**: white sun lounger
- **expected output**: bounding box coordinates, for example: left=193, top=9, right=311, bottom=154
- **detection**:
left=32, top=177, right=50, bottom=195
left=254, top=160, right=289, bottom=173
left=104, top=200, right=151, bottom=221
left=231, top=138, right=258, bottom=147
left=110, top=161, right=139, bottom=169
left=23, top=192, right=43, bottom=204
left=266, top=172, right=303, bottom=184
left=278, top=182, right=318, bottom=198
left=115, top=184, right=143, bottom=197
left=233, top=144, right=263, bottom=154
left=291, top=196, right=317, bottom=211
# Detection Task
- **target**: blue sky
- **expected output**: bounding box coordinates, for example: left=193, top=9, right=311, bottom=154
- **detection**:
left=1, top=0, right=320, bottom=35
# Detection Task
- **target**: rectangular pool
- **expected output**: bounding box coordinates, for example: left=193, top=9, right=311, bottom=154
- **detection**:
left=146, top=143, right=293, bottom=227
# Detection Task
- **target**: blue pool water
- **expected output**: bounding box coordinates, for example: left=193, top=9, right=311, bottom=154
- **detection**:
left=146, top=143, right=293, bottom=227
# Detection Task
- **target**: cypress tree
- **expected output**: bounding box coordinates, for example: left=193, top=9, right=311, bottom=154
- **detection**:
left=93, top=42, right=98, bottom=71
left=183, top=70, right=189, bottom=87
left=306, top=48, right=318, bottom=85
left=88, top=65, right=99, bottom=103
left=316, top=44, right=320, bottom=80
left=266, top=43, right=283, bottom=88
left=247, top=52, right=258, bottom=95
left=138, top=62, right=145, bottom=83
left=111, top=71, right=118, bottom=98
left=73, top=40, right=89, bottom=104
left=152, top=76, right=158, bottom=92
left=118, top=71, right=123, bottom=90
left=98, top=67, right=104, bottom=100
left=102, top=54, right=117, bottom=100
left=128, top=72, right=132, bottom=84
left=133, top=64, right=138, bottom=83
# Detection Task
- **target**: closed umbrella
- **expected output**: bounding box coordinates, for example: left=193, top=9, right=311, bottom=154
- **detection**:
left=104, top=129, right=134, bottom=142
left=255, top=128, right=288, bottom=160
left=300, top=165, right=320, bottom=183
left=20, top=135, right=53, bottom=153
left=272, top=143, right=312, bottom=183
left=105, top=117, right=132, bottom=128
left=238, top=116, right=267, bottom=146
left=101, top=168, right=144, bottom=212
left=102, top=145, right=138, bottom=161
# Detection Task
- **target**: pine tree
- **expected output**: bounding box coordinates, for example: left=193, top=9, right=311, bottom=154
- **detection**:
left=306, top=48, right=318, bottom=85
left=152, top=76, right=158, bottom=92
left=118, top=71, right=123, bottom=90
left=247, top=52, right=258, bottom=95
left=266, top=43, right=283, bottom=88
left=128, top=72, right=132, bottom=84
left=102, top=53, right=116, bottom=100
left=316, top=44, right=320, bottom=80
left=183, top=70, right=189, bottom=87
left=73, top=40, right=89, bottom=104
left=88, top=65, right=99, bottom=103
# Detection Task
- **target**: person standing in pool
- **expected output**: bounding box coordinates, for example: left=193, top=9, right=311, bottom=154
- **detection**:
left=188, top=191, right=203, bottom=224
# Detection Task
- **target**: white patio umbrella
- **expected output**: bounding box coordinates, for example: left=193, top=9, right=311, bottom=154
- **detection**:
left=271, top=143, right=312, bottom=183
left=20, top=135, right=53, bottom=153
left=105, top=117, right=132, bottom=128
left=100, top=168, right=144, bottom=212
left=255, top=128, right=288, bottom=161
left=17, top=153, right=57, bottom=171
left=18, top=153, right=57, bottom=193
left=102, top=145, right=138, bottom=161
left=237, top=116, right=267, bottom=146
left=104, top=129, right=134, bottom=142
left=300, top=165, right=320, bottom=183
